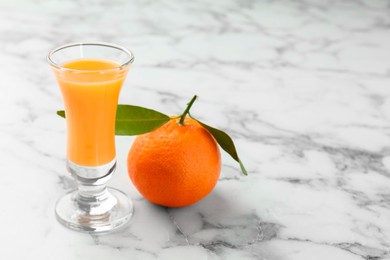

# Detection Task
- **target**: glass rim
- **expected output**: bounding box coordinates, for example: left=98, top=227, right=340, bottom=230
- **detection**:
left=47, top=42, right=135, bottom=72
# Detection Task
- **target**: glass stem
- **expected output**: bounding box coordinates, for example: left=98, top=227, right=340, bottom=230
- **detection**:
left=67, top=159, right=117, bottom=215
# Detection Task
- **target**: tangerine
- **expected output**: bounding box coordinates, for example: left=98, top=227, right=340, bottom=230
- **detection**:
left=127, top=117, right=221, bottom=207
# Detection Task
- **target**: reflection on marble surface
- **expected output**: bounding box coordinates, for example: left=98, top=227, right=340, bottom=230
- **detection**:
left=1, top=0, right=390, bottom=259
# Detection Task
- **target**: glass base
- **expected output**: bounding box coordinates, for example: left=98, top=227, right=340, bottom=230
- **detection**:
left=55, top=187, right=133, bottom=233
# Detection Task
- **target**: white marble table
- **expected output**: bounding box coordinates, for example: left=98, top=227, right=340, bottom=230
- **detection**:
left=1, top=0, right=390, bottom=259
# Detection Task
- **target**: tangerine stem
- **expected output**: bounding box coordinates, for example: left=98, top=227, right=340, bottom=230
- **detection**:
left=179, top=95, right=197, bottom=126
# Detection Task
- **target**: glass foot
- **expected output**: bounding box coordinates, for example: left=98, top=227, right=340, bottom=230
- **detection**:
left=55, top=187, right=133, bottom=233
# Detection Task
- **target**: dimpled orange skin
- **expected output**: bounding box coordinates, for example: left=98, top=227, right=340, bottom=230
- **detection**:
left=127, top=117, right=221, bottom=207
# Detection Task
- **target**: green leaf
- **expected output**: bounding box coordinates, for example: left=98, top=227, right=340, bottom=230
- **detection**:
left=56, top=98, right=247, bottom=176
left=56, top=105, right=170, bottom=136
left=193, top=118, right=248, bottom=175
left=115, top=104, right=170, bottom=136
left=57, top=110, right=65, bottom=118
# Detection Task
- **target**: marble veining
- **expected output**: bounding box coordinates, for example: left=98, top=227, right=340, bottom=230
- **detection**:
left=0, top=0, right=390, bottom=259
